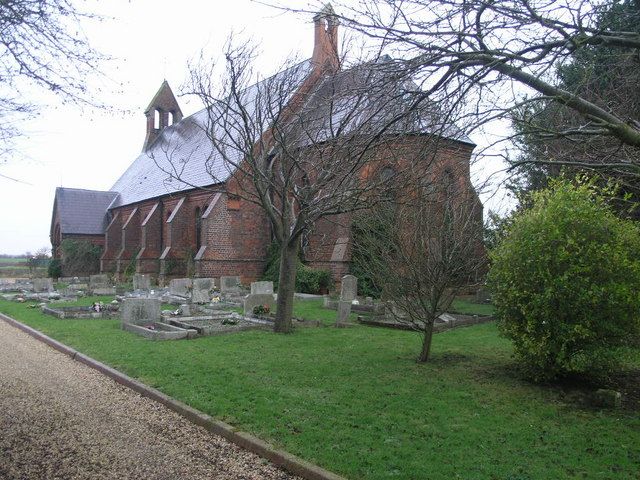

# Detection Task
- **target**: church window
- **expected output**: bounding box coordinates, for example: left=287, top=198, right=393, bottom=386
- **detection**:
left=195, top=207, right=202, bottom=251
left=154, top=109, right=160, bottom=129
left=167, top=111, right=174, bottom=126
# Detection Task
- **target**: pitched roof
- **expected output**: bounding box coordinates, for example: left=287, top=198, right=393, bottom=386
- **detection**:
left=53, top=187, right=118, bottom=235
left=109, top=59, right=315, bottom=208
left=296, top=57, right=474, bottom=146
left=109, top=57, right=473, bottom=209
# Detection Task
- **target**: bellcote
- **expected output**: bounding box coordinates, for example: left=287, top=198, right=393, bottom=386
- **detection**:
left=142, top=80, right=183, bottom=151
left=312, top=3, right=340, bottom=73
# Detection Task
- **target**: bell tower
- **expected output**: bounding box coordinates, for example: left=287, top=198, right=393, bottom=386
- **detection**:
left=142, top=80, right=183, bottom=151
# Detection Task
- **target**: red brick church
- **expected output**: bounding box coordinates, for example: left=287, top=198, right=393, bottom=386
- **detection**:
left=50, top=5, right=481, bottom=283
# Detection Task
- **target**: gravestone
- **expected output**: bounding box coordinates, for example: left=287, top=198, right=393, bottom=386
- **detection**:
left=122, top=298, right=161, bottom=326
left=191, top=278, right=215, bottom=304
left=133, top=274, right=151, bottom=291
left=336, top=300, right=352, bottom=325
left=250, top=281, right=273, bottom=295
left=244, top=281, right=276, bottom=315
left=89, top=274, right=110, bottom=289
left=169, top=278, right=192, bottom=297
left=93, top=287, right=116, bottom=295
left=244, top=293, right=275, bottom=316
left=220, top=276, right=241, bottom=293
left=32, top=278, right=53, bottom=293
left=340, top=275, right=357, bottom=302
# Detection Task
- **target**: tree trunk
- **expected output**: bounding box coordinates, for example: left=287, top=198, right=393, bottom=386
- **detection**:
left=274, top=240, right=299, bottom=333
left=417, top=321, right=435, bottom=363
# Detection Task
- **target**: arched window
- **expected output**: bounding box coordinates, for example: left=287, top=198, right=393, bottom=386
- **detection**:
left=380, top=166, right=397, bottom=202
left=154, top=109, right=160, bottom=129
left=195, top=207, right=202, bottom=251
left=167, top=111, right=174, bottom=126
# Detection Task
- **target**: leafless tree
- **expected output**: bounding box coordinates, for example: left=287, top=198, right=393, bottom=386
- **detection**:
left=0, top=0, right=105, bottom=161
left=179, top=37, right=465, bottom=333
left=274, top=0, right=640, bottom=180
left=351, top=172, right=486, bottom=362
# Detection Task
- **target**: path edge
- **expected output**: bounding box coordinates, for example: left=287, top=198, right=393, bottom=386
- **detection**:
left=0, top=312, right=346, bottom=480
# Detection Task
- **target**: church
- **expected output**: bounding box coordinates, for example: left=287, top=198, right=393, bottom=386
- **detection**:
left=50, top=5, right=481, bottom=284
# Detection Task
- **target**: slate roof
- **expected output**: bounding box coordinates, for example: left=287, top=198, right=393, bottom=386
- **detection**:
left=53, top=187, right=118, bottom=235
left=294, top=57, right=474, bottom=146
left=109, top=57, right=473, bottom=209
left=109, top=60, right=315, bottom=208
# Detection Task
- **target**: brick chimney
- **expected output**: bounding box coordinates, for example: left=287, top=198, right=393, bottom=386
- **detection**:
left=312, top=3, right=340, bottom=73
left=142, top=80, right=183, bottom=151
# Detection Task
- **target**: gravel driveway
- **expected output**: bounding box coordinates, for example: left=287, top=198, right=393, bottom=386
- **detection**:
left=0, top=320, right=298, bottom=480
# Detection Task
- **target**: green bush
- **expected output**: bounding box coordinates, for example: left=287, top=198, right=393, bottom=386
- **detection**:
left=262, top=242, right=333, bottom=294
left=488, top=180, right=640, bottom=381
left=47, top=258, right=62, bottom=278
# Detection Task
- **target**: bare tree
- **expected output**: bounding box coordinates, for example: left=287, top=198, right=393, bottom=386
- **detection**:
left=178, top=37, right=464, bottom=333
left=276, top=0, right=640, bottom=179
left=0, top=0, right=105, bottom=161
left=351, top=171, right=486, bottom=362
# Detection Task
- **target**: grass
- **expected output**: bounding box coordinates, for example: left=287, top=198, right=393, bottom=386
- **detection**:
left=449, top=298, right=495, bottom=316
left=0, top=298, right=638, bottom=479
left=0, top=257, right=27, bottom=265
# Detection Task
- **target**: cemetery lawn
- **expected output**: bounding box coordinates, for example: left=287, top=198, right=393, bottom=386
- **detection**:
left=1, top=298, right=638, bottom=480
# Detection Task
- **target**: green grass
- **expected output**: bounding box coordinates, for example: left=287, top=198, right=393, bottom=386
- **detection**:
left=449, top=298, right=495, bottom=316
left=0, top=257, right=27, bottom=265
left=0, top=298, right=638, bottom=479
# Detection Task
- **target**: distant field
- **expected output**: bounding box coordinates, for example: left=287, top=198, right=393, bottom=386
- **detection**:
left=0, top=258, right=28, bottom=265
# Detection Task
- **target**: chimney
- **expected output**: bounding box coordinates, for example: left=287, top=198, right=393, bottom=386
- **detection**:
left=142, top=80, right=183, bottom=151
left=312, top=3, right=340, bottom=73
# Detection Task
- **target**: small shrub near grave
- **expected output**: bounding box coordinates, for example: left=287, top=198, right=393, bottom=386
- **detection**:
left=262, top=242, right=333, bottom=294
left=489, top=179, right=640, bottom=381
left=47, top=258, right=62, bottom=278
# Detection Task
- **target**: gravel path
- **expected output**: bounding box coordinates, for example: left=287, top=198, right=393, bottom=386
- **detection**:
left=0, top=320, right=299, bottom=480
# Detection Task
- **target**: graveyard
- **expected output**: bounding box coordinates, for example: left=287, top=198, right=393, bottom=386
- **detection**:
left=0, top=275, right=638, bottom=479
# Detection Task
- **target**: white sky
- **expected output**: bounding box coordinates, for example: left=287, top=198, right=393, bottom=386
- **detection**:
left=0, top=0, right=510, bottom=255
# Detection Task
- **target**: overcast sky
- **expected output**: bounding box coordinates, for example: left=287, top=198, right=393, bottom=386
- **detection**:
left=0, top=0, right=509, bottom=255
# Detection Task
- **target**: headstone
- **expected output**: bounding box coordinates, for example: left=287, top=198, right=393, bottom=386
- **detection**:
left=191, top=278, right=215, bottom=304
left=340, top=275, right=357, bottom=302
left=133, top=274, right=151, bottom=291
left=89, top=274, right=110, bottom=289
left=121, top=298, right=161, bottom=326
left=179, top=304, right=192, bottom=316
left=336, top=300, right=352, bottom=325
left=220, top=276, right=241, bottom=293
left=244, top=293, right=276, bottom=316
left=93, top=287, right=116, bottom=295
left=365, top=296, right=373, bottom=306
left=32, top=278, right=53, bottom=293
left=592, top=389, right=622, bottom=408
left=475, top=287, right=492, bottom=304
left=169, top=278, right=192, bottom=297
left=250, top=281, right=273, bottom=295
